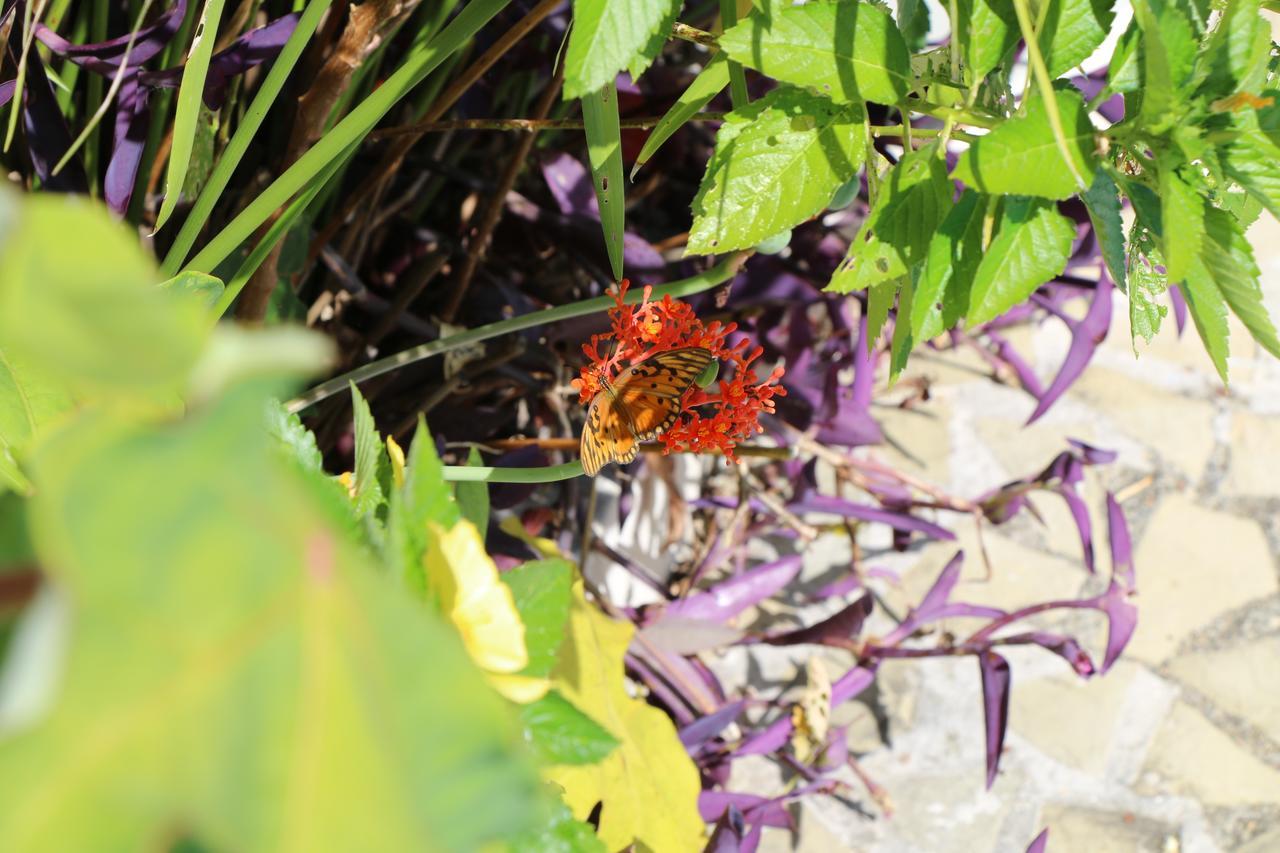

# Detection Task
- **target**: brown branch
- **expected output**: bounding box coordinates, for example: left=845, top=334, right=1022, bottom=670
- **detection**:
left=368, top=111, right=730, bottom=138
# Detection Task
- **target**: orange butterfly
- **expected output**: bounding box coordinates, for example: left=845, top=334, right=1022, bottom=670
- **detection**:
left=580, top=347, right=715, bottom=477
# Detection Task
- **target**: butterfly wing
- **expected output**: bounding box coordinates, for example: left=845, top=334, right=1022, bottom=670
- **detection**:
left=580, top=393, right=640, bottom=477
left=580, top=347, right=714, bottom=476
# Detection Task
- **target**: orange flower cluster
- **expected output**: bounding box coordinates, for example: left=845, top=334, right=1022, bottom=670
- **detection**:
left=572, top=280, right=786, bottom=461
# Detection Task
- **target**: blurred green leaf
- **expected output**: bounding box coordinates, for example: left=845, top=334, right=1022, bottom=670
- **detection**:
left=565, top=0, right=680, bottom=98
left=512, top=794, right=607, bottom=853
left=503, top=558, right=573, bottom=678
left=1221, top=93, right=1280, bottom=221
left=159, top=270, right=226, bottom=310
left=689, top=87, right=865, bottom=255
left=454, top=447, right=490, bottom=542
left=1198, top=0, right=1271, bottom=96
left=0, top=347, right=74, bottom=496
left=0, top=193, right=207, bottom=398
left=889, top=273, right=916, bottom=382
left=719, top=0, right=911, bottom=105
left=3, top=382, right=539, bottom=851
left=265, top=402, right=325, bottom=474
left=349, top=383, right=388, bottom=520
left=520, top=690, right=619, bottom=765
left=967, top=196, right=1076, bottom=324
left=952, top=88, right=1097, bottom=199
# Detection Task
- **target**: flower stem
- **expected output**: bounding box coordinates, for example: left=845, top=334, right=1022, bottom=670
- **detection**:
left=441, top=461, right=584, bottom=482
left=286, top=250, right=753, bottom=412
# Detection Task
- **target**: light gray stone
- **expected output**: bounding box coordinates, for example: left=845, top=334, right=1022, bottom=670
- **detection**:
left=1166, top=637, right=1280, bottom=743
left=1140, top=702, right=1280, bottom=806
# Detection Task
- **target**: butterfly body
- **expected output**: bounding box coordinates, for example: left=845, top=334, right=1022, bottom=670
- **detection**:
left=579, top=347, right=714, bottom=476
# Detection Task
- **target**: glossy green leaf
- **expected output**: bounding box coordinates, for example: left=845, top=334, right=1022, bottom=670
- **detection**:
left=503, top=558, right=574, bottom=678
left=913, top=189, right=987, bottom=339
left=967, top=197, right=1076, bottom=324
left=1080, top=169, right=1127, bottom=292
left=1182, top=253, right=1233, bottom=383
left=565, top=0, right=679, bottom=98
left=632, top=53, right=730, bottom=178
left=1130, top=0, right=1196, bottom=129
left=955, top=0, right=1020, bottom=81
left=952, top=87, right=1096, bottom=199
left=154, top=0, right=228, bottom=232
left=0, top=193, right=207, bottom=398
left=1039, top=0, right=1115, bottom=78
left=520, top=690, right=620, bottom=765
left=866, top=280, right=896, bottom=351
left=3, top=384, right=540, bottom=852
left=582, top=83, right=625, bottom=280
left=349, top=383, right=389, bottom=520
left=688, top=87, right=865, bottom=255
left=1198, top=0, right=1270, bottom=97
left=1157, top=159, right=1203, bottom=284
left=719, top=0, right=911, bottom=105
left=829, top=144, right=951, bottom=292
left=1199, top=205, right=1280, bottom=359
left=1221, top=94, right=1280, bottom=221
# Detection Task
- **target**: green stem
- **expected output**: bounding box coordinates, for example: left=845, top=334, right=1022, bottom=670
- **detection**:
left=1010, top=0, right=1087, bottom=190
left=441, top=461, right=584, bottom=482
left=285, top=250, right=753, bottom=413
left=719, top=0, right=749, bottom=108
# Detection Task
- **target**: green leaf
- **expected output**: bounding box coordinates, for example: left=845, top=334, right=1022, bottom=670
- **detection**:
left=349, top=383, right=388, bottom=519
left=386, top=420, right=459, bottom=593
left=1221, top=94, right=1280, bottom=221
left=503, top=558, right=574, bottom=678
left=1198, top=0, right=1271, bottom=97
left=967, top=196, right=1076, bottom=324
left=719, top=0, right=912, bottom=105
left=1039, top=0, right=1115, bottom=78
left=866, top=280, right=896, bottom=350
left=1126, top=225, right=1169, bottom=346
left=688, top=87, right=866, bottom=255
left=565, top=0, right=680, bottom=98
left=1199, top=205, right=1280, bottom=359
left=0, top=347, right=74, bottom=481
left=955, top=0, right=1020, bottom=82
left=159, top=270, right=226, bottom=311
left=454, top=447, right=490, bottom=535
left=1081, top=169, right=1127, bottom=292
left=829, top=144, right=952, bottom=292
left=154, top=0, right=228, bottom=232
left=632, top=53, right=730, bottom=178
left=1157, top=158, right=1204, bottom=284
left=520, top=690, right=620, bottom=766
left=0, top=193, right=207, bottom=399
left=512, top=793, right=607, bottom=853
left=898, top=0, right=932, bottom=50
left=1182, top=253, right=1233, bottom=383
left=1108, top=20, right=1143, bottom=93
left=1130, top=0, right=1197, bottom=129
left=952, top=87, right=1097, bottom=199
left=889, top=273, right=916, bottom=381
left=582, top=83, right=625, bottom=281
left=5, top=383, right=540, bottom=851
left=914, top=189, right=987, bottom=339
left=265, top=401, right=325, bottom=474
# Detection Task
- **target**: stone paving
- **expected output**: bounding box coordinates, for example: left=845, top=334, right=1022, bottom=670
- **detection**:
left=726, top=215, right=1280, bottom=852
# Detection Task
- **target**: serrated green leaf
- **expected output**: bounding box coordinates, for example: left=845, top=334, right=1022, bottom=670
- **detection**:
left=898, top=0, right=931, bottom=50
left=829, top=144, right=952, bottom=292
left=521, top=690, right=620, bottom=766
left=1081, top=169, right=1127, bottom=292
left=565, top=0, right=681, bottom=98
left=1108, top=20, right=1143, bottom=93
left=1182, top=254, right=1233, bottom=383
left=967, top=197, right=1076, bottom=324
left=1200, top=204, right=1280, bottom=359
left=512, top=793, right=606, bottom=853
left=265, top=400, right=325, bottom=473
left=956, top=0, right=1020, bottom=81
left=1221, top=93, right=1280, bottom=220
left=866, top=280, right=896, bottom=351
left=914, top=189, right=987, bottom=339
left=349, top=383, right=388, bottom=518
left=1130, top=0, right=1197, bottom=129
left=633, top=54, right=730, bottom=177
left=503, top=558, right=574, bottom=678
left=719, top=0, right=911, bottom=105
left=1126, top=225, right=1169, bottom=346
left=688, top=87, right=866, bottom=255
left=1158, top=158, right=1204, bottom=284
left=952, top=87, right=1096, bottom=199
left=5, top=383, right=540, bottom=852
left=1198, top=0, right=1271, bottom=97
left=582, top=83, right=625, bottom=281
left=1039, top=0, right=1115, bottom=78
left=455, top=447, right=490, bottom=535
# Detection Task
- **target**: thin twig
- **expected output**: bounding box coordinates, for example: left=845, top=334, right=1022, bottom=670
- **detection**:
left=369, top=111, right=729, bottom=138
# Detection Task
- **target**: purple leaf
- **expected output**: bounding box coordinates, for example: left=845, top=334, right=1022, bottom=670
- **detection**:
left=978, top=650, right=1011, bottom=789
left=35, top=0, right=188, bottom=70
left=540, top=150, right=598, bottom=217
left=1169, top=284, right=1188, bottom=335
left=705, top=805, right=749, bottom=853
left=666, top=555, right=804, bottom=622
left=1026, top=827, right=1050, bottom=853
left=698, top=792, right=793, bottom=829
left=680, top=700, right=747, bottom=749
left=103, top=77, right=151, bottom=214
left=760, top=594, right=873, bottom=648
left=997, top=631, right=1095, bottom=677
left=917, top=551, right=965, bottom=617
left=1097, top=583, right=1138, bottom=673
left=1106, top=492, right=1134, bottom=589
left=1061, top=488, right=1096, bottom=573
left=987, top=331, right=1045, bottom=397
left=1027, top=274, right=1113, bottom=424
left=1067, top=438, right=1117, bottom=466
left=0, top=79, right=14, bottom=108
left=15, top=38, right=87, bottom=192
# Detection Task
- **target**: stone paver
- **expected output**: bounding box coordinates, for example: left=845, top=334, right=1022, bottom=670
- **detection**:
left=1166, top=638, right=1280, bottom=744
left=1139, top=702, right=1280, bottom=807
left=1226, top=411, right=1280, bottom=498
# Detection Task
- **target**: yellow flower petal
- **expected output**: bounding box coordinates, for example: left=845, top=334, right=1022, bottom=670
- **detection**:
left=424, top=521, right=528, bottom=674
left=488, top=673, right=550, bottom=704
left=498, top=515, right=563, bottom=560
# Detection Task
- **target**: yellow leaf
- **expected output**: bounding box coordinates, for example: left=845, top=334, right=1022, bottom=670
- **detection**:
left=489, top=672, right=551, bottom=704
left=425, top=520, right=527, bottom=675
left=498, top=514, right=563, bottom=560
left=544, top=583, right=705, bottom=852
left=386, top=435, right=406, bottom=489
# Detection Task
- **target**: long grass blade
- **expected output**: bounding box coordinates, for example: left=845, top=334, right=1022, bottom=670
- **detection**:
left=581, top=81, right=625, bottom=281
left=184, top=0, right=512, bottom=276
left=153, top=0, right=228, bottom=232
left=161, top=0, right=334, bottom=276
left=632, top=53, right=728, bottom=179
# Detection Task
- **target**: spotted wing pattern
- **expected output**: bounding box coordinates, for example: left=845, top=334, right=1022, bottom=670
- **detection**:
left=579, top=347, right=714, bottom=477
